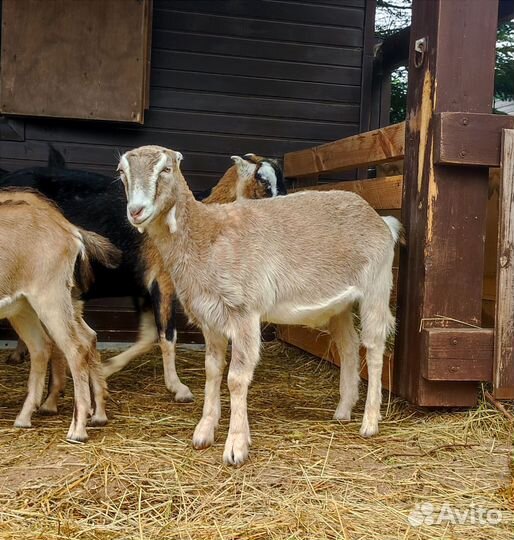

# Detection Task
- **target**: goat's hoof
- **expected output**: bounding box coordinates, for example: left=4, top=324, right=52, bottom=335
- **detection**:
left=66, top=433, right=88, bottom=444
left=39, top=401, right=59, bottom=415
left=14, top=418, right=32, bottom=428
left=223, top=433, right=250, bottom=466
left=6, top=351, right=28, bottom=365
left=174, top=386, right=194, bottom=403
left=359, top=419, right=379, bottom=438
left=89, top=414, right=108, bottom=427
left=192, top=420, right=216, bottom=449
left=333, top=407, right=352, bottom=422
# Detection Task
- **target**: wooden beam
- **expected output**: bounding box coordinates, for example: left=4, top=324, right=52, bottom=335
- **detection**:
left=292, top=175, right=403, bottom=210
left=394, top=0, right=498, bottom=407
left=435, top=112, right=514, bottom=167
left=284, top=122, right=405, bottom=179
left=494, top=129, right=514, bottom=399
left=422, top=328, right=493, bottom=382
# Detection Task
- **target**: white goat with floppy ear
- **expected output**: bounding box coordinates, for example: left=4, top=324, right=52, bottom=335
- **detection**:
left=118, top=145, right=401, bottom=466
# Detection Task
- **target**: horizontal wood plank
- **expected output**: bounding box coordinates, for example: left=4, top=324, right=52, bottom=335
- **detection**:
left=150, top=88, right=361, bottom=123
left=435, top=112, right=514, bottom=167
left=152, top=50, right=362, bottom=86
left=293, top=175, right=403, bottom=209
left=152, top=30, right=363, bottom=67
left=422, top=328, right=493, bottom=382
left=155, top=2, right=365, bottom=29
left=152, top=70, right=362, bottom=104
left=153, top=10, right=364, bottom=48
left=284, top=122, right=405, bottom=178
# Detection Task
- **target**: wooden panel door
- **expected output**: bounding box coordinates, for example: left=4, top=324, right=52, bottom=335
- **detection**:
left=0, top=0, right=151, bottom=123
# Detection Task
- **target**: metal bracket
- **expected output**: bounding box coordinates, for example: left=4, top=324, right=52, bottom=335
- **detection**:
left=414, top=37, right=427, bottom=68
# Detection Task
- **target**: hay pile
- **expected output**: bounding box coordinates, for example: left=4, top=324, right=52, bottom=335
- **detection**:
left=0, top=343, right=512, bottom=539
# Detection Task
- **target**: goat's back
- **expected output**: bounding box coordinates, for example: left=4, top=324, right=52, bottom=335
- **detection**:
left=0, top=193, right=82, bottom=297
left=184, top=190, right=394, bottom=311
left=0, top=167, right=146, bottom=298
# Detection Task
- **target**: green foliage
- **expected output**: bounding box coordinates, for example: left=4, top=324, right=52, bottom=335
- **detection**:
left=390, top=68, right=408, bottom=123
left=496, top=21, right=514, bottom=101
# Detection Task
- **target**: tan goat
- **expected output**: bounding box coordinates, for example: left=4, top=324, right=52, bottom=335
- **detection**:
left=0, top=190, right=119, bottom=441
left=118, top=146, right=401, bottom=465
left=103, top=155, right=285, bottom=402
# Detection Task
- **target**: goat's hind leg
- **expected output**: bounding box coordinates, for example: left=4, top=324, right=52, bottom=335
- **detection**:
left=329, top=308, right=361, bottom=422
left=151, top=282, right=193, bottom=402
left=10, top=308, right=52, bottom=428
left=102, top=308, right=157, bottom=378
left=77, top=316, right=108, bottom=426
left=192, top=327, right=227, bottom=449
left=39, top=347, right=67, bottom=415
left=358, top=287, right=395, bottom=437
left=31, top=297, right=93, bottom=442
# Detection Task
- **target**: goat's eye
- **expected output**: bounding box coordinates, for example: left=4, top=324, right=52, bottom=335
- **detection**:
left=162, top=167, right=171, bottom=174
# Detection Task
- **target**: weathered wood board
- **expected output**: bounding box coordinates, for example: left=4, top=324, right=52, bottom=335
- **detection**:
left=422, top=328, right=493, bottom=382
left=435, top=112, right=514, bottom=167
left=0, top=0, right=151, bottom=123
left=493, top=129, right=514, bottom=398
left=393, top=0, right=498, bottom=407
left=284, top=122, right=405, bottom=179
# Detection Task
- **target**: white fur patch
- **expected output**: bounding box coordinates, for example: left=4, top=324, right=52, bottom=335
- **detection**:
left=264, top=286, right=362, bottom=327
left=120, top=154, right=130, bottom=174
left=257, top=161, right=278, bottom=196
left=167, top=205, right=178, bottom=233
left=382, top=216, right=403, bottom=243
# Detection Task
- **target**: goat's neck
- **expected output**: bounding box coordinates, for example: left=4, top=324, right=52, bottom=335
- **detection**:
left=149, top=176, right=220, bottom=279
left=202, top=166, right=238, bottom=203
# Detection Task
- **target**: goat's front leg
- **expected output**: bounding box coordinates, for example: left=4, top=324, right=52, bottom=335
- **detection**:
left=192, top=327, right=227, bottom=449
left=159, top=298, right=193, bottom=402
left=223, top=316, right=261, bottom=466
left=102, top=310, right=157, bottom=378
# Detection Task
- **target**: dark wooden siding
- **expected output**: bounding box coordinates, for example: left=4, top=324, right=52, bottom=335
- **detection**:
left=0, top=0, right=371, bottom=341
left=1, top=0, right=367, bottom=191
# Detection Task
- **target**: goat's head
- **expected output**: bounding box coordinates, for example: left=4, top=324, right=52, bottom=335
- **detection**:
left=232, top=154, right=287, bottom=199
left=118, top=145, right=183, bottom=230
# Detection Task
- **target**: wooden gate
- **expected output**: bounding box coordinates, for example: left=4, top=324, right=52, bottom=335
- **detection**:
left=279, top=0, right=514, bottom=406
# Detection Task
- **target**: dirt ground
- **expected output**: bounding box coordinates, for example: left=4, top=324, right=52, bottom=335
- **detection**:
left=0, top=343, right=512, bottom=539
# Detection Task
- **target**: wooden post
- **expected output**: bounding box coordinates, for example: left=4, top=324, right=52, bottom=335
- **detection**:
left=393, top=0, right=498, bottom=406
left=494, top=129, right=514, bottom=399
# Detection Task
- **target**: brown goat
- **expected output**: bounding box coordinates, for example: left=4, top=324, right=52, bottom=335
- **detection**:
left=0, top=190, right=120, bottom=441
left=120, top=147, right=400, bottom=465
left=102, top=156, right=285, bottom=403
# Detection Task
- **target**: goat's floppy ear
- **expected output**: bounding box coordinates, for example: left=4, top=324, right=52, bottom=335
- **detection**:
left=176, top=151, right=183, bottom=163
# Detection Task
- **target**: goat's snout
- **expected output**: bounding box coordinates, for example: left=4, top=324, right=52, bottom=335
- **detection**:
left=128, top=204, right=146, bottom=222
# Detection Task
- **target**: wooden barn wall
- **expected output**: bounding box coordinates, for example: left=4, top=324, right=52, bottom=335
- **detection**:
left=0, top=0, right=371, bottom=342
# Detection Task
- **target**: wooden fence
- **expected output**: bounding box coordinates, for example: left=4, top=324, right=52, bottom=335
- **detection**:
left=278, top=116, right=514, bottom=405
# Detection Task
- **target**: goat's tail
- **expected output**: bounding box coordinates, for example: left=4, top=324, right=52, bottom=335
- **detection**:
left=382, top=216, right=406, bottom=246
left=74, top=230, right=122, bottom=292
